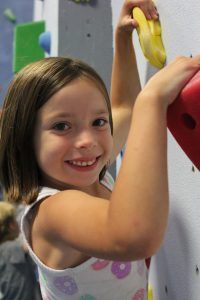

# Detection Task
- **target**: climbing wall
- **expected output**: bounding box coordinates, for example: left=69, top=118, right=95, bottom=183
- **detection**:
left=113, top=1, right=200, bottom=299
left=34, top=0, right=113, bottom=91
left=58, top=0, right=113, bottom=91
left=0, top=0, right=33, bottom=104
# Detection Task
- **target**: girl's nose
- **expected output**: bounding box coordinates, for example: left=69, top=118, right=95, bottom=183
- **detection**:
left=74, top=130, right=97, bottom=150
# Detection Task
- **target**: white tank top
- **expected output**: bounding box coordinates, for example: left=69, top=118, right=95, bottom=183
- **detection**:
left=21, top=173, right=148, bottom=300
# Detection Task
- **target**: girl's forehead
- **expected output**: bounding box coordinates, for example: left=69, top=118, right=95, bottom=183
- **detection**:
left=37, top=79, right=109, bottom=119
left=53, top=78, right=105, bottom=103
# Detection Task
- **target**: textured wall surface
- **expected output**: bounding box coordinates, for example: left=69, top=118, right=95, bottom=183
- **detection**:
left=58, top=0, right=113, bottom=92
left=149, top=1, right=200, bottom=299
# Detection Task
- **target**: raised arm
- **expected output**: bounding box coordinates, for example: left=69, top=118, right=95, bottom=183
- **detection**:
left=110, top=0, right=159, bottom=162
left=108, top=56, right=200, bottom=258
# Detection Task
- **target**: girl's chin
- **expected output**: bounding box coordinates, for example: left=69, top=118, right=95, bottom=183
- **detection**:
left=45, top=174, right=100, bottom=191
left=41, top=160, right=106, bottom=189
left=66, top=176, right=99, bottom=189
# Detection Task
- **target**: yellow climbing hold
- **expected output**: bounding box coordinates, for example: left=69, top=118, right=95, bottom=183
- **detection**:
left=132, top=7, right=166, bottom=69
left=148, top=285, right=153, bottom=300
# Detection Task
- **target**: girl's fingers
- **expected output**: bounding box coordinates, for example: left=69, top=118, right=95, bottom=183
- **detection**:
left=117, top=0, right=158, bottom=33
left=144, top=55, right=200, bottom=106
left=139, top=3, right=159, bottom=20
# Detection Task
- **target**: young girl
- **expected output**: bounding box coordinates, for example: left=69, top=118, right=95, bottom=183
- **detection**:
left=1, top=0, right=200, bottom=299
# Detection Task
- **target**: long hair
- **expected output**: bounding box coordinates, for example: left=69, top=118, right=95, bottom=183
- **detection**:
left=0, top=57, right=113, bottom=204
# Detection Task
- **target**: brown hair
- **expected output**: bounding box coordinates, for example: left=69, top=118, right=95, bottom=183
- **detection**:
left=0, top=57, right=113, bottom=204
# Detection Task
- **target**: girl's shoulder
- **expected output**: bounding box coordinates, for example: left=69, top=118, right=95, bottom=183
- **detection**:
left=20, top=187, right=60, bottom=247
left=37, top=186, right=60, bottom=201
left=22, top=171, right=114, bottom=220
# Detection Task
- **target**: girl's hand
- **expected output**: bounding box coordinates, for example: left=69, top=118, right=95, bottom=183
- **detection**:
left=116, top=0, right=158, bottom=35
left=140, top=55, right=200, bottom=108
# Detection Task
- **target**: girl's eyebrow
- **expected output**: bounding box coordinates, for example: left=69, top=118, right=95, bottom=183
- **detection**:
left=48, top=109, right=109, bottom=119
left=94, top=109, right=109, bottom=115
left=43, top=113, right=73, bottom=121
left=51, top=112, right=73, bottom=118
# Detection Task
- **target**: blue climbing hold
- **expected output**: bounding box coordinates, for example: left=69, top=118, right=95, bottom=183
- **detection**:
left=39, top=31, right=51, bottom=54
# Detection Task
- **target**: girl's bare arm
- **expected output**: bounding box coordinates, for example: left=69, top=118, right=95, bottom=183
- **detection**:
left=110, top=0, right=158, bottom=162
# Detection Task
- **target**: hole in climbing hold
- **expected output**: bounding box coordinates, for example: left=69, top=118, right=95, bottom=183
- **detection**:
left=165, top=285, right=168, bottom=294
left=86, top=33, right=91, bottom=38
left=181, top=113, right=196, bottom=129
left=196, top=265, right=199, bottom=275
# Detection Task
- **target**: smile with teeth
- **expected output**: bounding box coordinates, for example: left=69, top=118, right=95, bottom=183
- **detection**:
left=68, top=158, right=97, bottom=167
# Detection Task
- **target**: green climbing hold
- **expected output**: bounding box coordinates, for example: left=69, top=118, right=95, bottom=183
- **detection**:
left=4, top=8, right=17, bottom=23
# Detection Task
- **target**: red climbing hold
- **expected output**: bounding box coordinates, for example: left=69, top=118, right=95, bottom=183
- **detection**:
left=167, top=70, right=200, bottom=170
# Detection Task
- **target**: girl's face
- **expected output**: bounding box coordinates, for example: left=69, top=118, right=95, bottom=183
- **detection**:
left=33, top=78, right=113, bottom=190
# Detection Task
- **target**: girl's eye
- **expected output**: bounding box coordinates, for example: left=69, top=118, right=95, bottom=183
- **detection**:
left=93, top=118, right=108, bottom=127
left=53, top=122, right=70, bottom=131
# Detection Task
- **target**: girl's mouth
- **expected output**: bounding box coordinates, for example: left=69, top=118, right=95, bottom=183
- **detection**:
left=68, top=158, right=96, bottom=167
left=65, top=156, right=100, bottom=171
